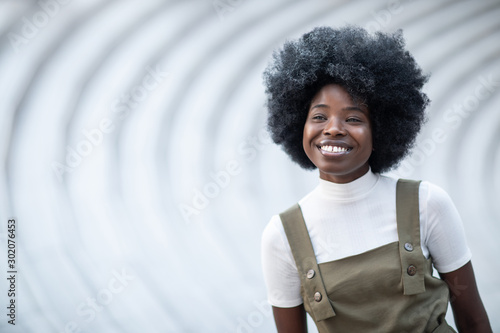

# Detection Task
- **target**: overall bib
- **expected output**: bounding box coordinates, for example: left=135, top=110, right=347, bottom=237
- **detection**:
left=279, top=179, right=456, bottom=332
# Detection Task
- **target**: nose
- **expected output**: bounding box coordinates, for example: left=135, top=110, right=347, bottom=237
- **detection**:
left=323, top=117, right=346, bottom=136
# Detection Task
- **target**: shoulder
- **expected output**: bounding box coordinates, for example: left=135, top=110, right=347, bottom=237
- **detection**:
left=418, top=180, right=457, bottom=215
left=262, top=204, right=304, bottom=264
left=261, top=214, right=291, bottom=255
left=385, top=176, right=455, bottom=212
left=262, top=214, right=284, bottom=244
left=385, top=176, right=459, bottom=225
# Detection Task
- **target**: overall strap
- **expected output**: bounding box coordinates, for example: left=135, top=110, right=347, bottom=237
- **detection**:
left=280, top=204, right=336, bottom=321
left=396, top=179, right=426, bottom=295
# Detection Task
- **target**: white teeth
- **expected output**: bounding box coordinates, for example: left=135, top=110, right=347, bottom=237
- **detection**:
left=320, top=145, right=348, bottom=153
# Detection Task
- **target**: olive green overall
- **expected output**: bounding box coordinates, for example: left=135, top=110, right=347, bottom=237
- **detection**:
left=280, top=179, right=456, bottom=332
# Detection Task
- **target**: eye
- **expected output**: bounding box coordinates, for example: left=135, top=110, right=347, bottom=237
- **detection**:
left=312, top=114, right=327, bottom=121
left=346, top=117, right=361, bottom=122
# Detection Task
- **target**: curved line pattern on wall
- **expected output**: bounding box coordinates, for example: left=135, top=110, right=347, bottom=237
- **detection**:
left=0, top=0, right=498, bottom=332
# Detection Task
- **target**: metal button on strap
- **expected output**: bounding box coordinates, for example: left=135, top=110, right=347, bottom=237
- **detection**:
left=404, top=243, right=413, bottom=252
left=306, top=269, right=315, bottom=279
left=407, top=265, right=417, bottom=276
left=314, top=292, right=322, bottom=302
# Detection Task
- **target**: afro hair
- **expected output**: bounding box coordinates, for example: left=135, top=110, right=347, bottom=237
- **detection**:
left=263, top=26, right=429, bottom=173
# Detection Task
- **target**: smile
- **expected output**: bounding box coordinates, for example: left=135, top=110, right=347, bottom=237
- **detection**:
left=319, top=145, right=352, bottom=154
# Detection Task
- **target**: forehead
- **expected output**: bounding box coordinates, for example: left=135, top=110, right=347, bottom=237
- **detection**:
left=310, top=84, right=368, bottom=113
left=311, top=84, right=352, bottom=103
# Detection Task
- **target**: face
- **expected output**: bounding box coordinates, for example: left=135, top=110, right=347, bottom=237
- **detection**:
left=302, top=84, right=372, bottom=184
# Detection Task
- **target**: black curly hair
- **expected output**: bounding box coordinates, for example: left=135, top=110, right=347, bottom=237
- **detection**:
left=263, top=26, right=429, bottom=173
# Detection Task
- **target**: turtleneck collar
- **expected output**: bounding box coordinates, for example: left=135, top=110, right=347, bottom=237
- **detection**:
left=317, top=169, right=379, bottom=201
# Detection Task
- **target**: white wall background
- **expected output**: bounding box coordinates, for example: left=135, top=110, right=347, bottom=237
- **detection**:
left=0, top=0, right=499, bottom=332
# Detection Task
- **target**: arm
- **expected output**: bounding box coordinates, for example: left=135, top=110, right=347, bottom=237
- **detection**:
left=262, top=216, right=307, bottom=331
left=273, top=304, right=308, bottom=333
left=439, top=261, right=492, bottom=333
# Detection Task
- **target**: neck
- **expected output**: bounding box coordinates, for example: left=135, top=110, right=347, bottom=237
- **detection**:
left=317, top=169, right=379, bottom=200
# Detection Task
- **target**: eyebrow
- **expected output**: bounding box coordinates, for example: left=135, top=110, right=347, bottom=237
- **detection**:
left=310, top=104, right=328, bottom=110
left=343, top=106, right=367, bottom=114
left=310, top=104, right=368, bottom=114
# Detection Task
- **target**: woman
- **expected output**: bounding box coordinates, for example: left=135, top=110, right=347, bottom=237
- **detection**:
left=261, top=26, right=492, bottom=332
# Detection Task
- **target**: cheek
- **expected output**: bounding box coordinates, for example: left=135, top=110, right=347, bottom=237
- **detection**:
left=302, top=124, right=317, bottom=156
left=302, top=128, right=310, bottom=153
left=366, top=135, right=373, bottom=154
left=367, top=127, right=373, bottom=149
left=365, top=130, right=373, bottom=148
left=302, top=124, right=312, bottom=146
left=354, top=127, right=373, bottom=151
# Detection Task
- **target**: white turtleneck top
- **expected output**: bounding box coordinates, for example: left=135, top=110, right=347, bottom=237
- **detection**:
left=261, top=170, right=472, bottom=308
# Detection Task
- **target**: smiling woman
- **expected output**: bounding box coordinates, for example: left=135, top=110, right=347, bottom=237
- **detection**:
left=303, top=84, right=372, bottom=184
left=261, top=26, right=492, bottom=333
